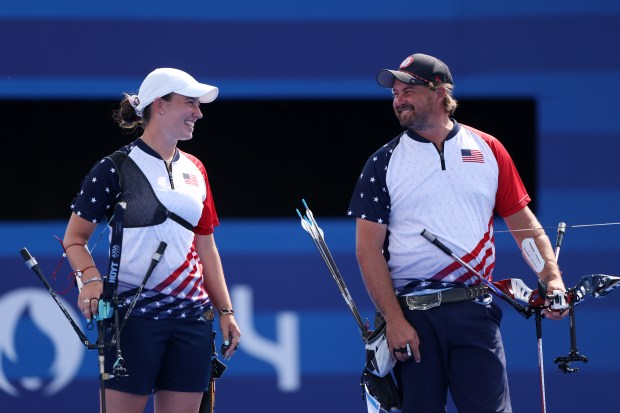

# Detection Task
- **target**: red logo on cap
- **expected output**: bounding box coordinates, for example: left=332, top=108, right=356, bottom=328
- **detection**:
left=399, top=56, right=414, bottom=69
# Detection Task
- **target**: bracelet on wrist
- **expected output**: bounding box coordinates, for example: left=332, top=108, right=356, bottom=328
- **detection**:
left=218, top=309, right=235, bottom=317
left=82, top=276, right=103, bottom=287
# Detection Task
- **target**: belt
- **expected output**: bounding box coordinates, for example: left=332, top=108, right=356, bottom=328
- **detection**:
left=398, top=285, right=489, bottom=311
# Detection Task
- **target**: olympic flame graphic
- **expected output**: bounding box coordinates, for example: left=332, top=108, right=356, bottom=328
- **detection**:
left=0, top=288, right=85, bottom=396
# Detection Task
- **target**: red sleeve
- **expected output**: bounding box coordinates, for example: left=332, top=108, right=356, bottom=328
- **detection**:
left=464, top=125, right=531, bottom=217
left=182, top=151, right=220, bottom=235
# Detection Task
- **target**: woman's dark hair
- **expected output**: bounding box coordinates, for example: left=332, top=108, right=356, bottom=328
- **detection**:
left=112, top=93, right=174, bottom=132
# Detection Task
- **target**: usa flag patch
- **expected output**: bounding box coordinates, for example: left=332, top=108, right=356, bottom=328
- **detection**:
left=461, top=149, right=484, bottom=163
left=183, top=173, right=199, bottom=186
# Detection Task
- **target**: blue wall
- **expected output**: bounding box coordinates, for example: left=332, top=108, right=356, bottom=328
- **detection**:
left=1, top=1, right=620, bottom=412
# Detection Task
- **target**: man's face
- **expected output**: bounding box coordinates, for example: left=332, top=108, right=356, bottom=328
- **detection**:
left=391, top=80, right=436, bottom=130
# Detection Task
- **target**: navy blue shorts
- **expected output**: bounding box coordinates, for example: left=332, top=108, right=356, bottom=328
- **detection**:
left=104, top=314, right=213, bottom=395
left=395, top=299, right=512, bottom=413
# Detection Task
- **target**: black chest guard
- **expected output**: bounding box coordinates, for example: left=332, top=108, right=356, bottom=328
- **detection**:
left=106, top=151, right=194, bottom=232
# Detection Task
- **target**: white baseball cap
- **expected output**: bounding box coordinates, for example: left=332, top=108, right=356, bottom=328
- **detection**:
left=134, top=68, right=219, bottom=114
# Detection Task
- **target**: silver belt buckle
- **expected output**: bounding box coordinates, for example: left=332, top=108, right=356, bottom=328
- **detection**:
left=405, top=292, right=442, bottom=311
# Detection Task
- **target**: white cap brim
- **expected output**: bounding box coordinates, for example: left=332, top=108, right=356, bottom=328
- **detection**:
left=176, top=82, right=219, bottom=103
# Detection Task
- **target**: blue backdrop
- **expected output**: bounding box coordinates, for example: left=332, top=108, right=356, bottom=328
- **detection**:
left=1, top=1, right=620, bottom=412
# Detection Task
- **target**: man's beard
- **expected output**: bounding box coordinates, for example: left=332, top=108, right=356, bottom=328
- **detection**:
left=395, top=97, right=433, bottom=131
left=396, top=107, right=432, bottom=131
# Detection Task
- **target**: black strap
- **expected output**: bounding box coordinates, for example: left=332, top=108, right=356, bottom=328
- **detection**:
left=166, top=210, right=195, bottom=232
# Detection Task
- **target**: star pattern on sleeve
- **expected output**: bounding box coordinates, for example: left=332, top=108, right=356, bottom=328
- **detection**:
left=347, top=138, right=399, bottom=224
left=71, top=157, right=122, bottom=223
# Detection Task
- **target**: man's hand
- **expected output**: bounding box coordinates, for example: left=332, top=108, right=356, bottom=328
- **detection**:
left=386, top=315, right=421, bottom=363
left=544, top=277, right=568, bottom=320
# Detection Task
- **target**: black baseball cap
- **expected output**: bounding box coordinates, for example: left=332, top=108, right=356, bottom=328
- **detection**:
left=377, top=53, right=453, bottom=88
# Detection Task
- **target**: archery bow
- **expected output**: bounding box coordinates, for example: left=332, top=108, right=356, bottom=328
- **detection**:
left=421, top=228, right=620, bottom=317
left=297, top=200, right=401, bottom=413
left=421, top=226, right=620, bottom=413
left=19, top=202, right=168, bottom=413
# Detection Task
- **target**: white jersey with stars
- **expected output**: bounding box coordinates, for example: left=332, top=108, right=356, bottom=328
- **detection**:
left=348, top=121, right=530, bottom=291
left=71, top=139, right=219, bottom=319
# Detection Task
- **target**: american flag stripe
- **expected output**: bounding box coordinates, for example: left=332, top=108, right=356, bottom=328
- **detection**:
left=461, top=148, right=484, bottom=163
left=430, top=217, right=495, bottom=282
